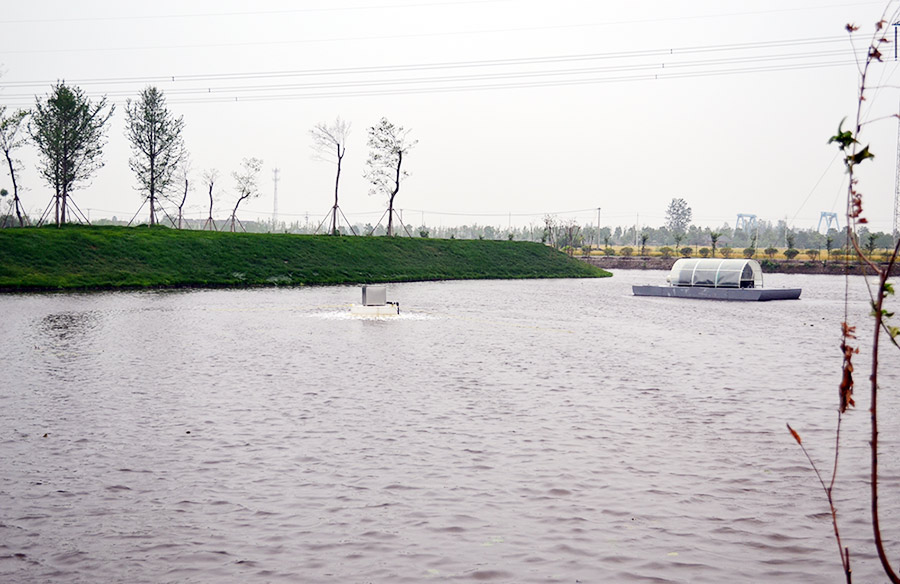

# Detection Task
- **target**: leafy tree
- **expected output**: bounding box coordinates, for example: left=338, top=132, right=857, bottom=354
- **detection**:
left=826, top=235, right=834, bottom=260
left=806, top=249, right=820, bottom=260
left=311, top=117, right=352, bottom=235
left=784, top=248, right=800, bottom=260
left=673, top=231, right=685, bottom=251
left=698, top=247, right=710, bottom=258
left=680, top=246, right=693, bottom=257
left=124, top=86, right=185, bottom=226
left=30, top=83, right=114, bottom=226
left=658, top=246, right=673, bottom=258
left=743, top=247, right=755, bottom=259
left=0, top=108, right=29, bottom=226
left=229, top=158, right=263, bottom=232
left=709, top=231, right=722, bottom=257
left=764, top=246, right=778, bottom=259
left=865, top=231, right=878, bottom=257
left=640, top=232, right=649, bottom=256
left=719, top=246, right=733, bottom=258
left=365, top=117, right=416, bottom=236
left=665, top=197, right=692, bottom=234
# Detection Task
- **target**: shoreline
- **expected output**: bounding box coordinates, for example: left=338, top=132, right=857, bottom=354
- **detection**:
left=580, top=255, right=900, bottom=276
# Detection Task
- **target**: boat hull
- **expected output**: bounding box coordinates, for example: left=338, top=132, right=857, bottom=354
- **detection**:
left=632, top=285, right=801, bottom=301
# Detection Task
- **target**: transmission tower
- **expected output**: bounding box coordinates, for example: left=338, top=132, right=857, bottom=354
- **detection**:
left=817, top=212, right=840, bottom=233
left=735, top=213, right=757, bottom=232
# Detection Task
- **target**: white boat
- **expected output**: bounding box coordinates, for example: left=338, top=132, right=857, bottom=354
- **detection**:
left=632, top=258, right=801, bottom=301
left=350, top=285, right=400, bottom=316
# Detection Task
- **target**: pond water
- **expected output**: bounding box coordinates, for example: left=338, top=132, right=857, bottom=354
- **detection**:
left=1, top=271, right=899, bottom=583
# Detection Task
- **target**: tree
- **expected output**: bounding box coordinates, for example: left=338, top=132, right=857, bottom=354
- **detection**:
left=709, top=231, right=722, bottom=257
left=229, top=157, right=263, bottom=232
left=174, top=157, right=192, bottom=229
left=202, top=169, right=219, bottom=231
left=0, top=108, right=29, bottom=227
left=665, top=197, right=692, bottom=235
left=365, top=117, right=416, bottom=236
left=310, top=117, right=353, bottom=235
left=125, top=86, right=185, bottom=226
left=30, top=83, right=114, bottom=226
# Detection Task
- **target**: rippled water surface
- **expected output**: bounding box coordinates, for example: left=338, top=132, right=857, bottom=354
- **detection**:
left=2, top=271, right=900, bottom=583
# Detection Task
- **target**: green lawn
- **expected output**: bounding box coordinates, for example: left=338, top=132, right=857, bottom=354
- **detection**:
left=0, top=225, right=611, bottom=290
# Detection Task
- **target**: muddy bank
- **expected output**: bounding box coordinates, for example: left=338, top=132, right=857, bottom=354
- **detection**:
left=580, top=256, right=900, bottom=276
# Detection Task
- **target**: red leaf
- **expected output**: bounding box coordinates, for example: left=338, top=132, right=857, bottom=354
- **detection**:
left=787, top=424, right=802, bottom=445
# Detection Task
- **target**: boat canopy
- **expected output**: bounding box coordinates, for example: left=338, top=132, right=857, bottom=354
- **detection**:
left=666, top=258, right=763, bottom=288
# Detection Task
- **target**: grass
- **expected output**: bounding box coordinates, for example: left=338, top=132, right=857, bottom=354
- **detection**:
left=0, top=225, right=611, bottom=291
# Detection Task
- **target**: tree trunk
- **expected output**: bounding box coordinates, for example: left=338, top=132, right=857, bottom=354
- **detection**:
left=331, top=144, right=342, bottom=234
left=386, top=150, right=403, bottom=237
left=4, top=155, right=23, bottom=227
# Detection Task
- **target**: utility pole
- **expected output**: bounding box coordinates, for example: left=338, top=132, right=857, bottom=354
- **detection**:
left=596, top=207, right=601, bottom=249
left=893, top=23, right=900, bottom=245
left=272, top=167, right=280, bottom=231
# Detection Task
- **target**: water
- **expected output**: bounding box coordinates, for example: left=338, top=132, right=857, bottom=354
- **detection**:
left=1, top=271, right=899, bottom=583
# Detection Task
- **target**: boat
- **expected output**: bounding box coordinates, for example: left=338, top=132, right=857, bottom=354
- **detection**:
left=350, top=285, right=400, bottom=316
left=632, top=258, right=801, bottom=301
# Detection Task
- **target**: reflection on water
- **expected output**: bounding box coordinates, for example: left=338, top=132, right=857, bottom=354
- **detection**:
left=0, top=274, right=899, bottom=584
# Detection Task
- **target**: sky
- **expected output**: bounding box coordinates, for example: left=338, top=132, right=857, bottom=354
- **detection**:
left=2, top=0, right=900, bottom=233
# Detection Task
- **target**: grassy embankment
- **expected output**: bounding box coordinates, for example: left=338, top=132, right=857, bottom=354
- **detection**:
left=0, top=225, right=611, bottom=291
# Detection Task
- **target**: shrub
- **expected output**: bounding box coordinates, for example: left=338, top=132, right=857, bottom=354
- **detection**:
left=805, top=249, right=820, bottom=260
left=784, top=248, right=800, bottom=260
left=680, top=246, right=693, bottom=257
left=603, top=246, right=615, bottom=257
left=719, top=247, right=733, bottom=258
left=743, top=247, right=755, bottom=259
left=658, top=246, right=673, bottom=259
left=698, top=247, right=710, bottom=258
left=581, top=245, right=592, bottom=257
left=764, top=246, right=778, bottom=259
left=620, top=246, right=634, bottom=257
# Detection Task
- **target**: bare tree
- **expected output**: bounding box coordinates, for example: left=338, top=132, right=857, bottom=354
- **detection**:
left=124, top=86, right=185, bottom=226
left=365, top=117, right=416, bottom=236
left=175, top=156, right=192, bottom=229
left=0, top=108, right=29, bottom=227
left=202, top=168, right=219, bottom=231
left=30, top=83, right=114, bottom=226
left=229, top=158, right=262, bottom=232
left=310, top=117, right=355, bottom=235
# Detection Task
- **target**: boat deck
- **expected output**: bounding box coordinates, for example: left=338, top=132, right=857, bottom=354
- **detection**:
left=632, top=285, right=801, bottom=301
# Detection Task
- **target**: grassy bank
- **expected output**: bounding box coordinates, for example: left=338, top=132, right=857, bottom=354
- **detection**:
left=0, top=225, right=611, bottom=291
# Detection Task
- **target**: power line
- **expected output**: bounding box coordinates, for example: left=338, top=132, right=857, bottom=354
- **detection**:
left=0, top=0, right=508, bottom=25
left=0, top=36, right=863, bottom=107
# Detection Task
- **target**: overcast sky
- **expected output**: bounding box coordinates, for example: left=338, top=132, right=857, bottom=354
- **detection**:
left=2, top=0, right=900, bottom=233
